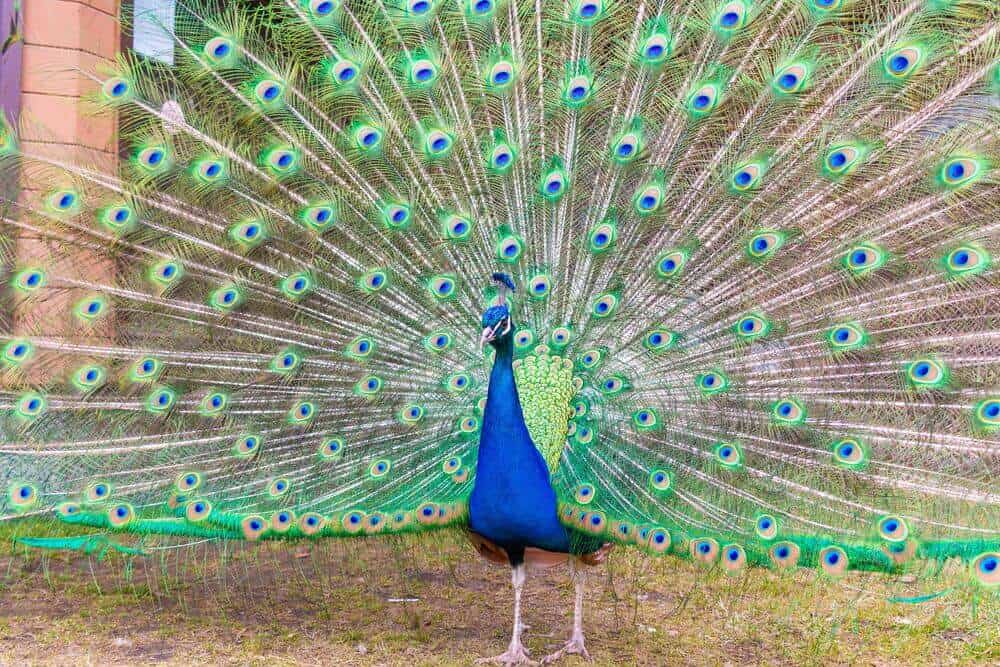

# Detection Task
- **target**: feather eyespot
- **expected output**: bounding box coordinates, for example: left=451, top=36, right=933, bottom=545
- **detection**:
left=647, top=528, right=671, bottom=553
left=755, top=514, right=778, bottom=540
left=288, top=400, right=316, bottom=424
left=175, top=472, right=202, bottom=493
left=2, top=339, right=34, bottom=366
left=186, top=499, right=212, bottom=522
left=877, top=516, right=909, bottom=542
left=301, top=513, right=325, bottom=536
left=769, top=541, right=800, bottom=568
left=204, top=37, right=235, bottom=64
left=649, top=469, right=672, bottom=493
left=819, top=546, right=848, bottom=576
left=826, top=322, right=867, bottom=351
left=772, top=398, right=806, bottom=425
left=691, top=537, right=720, bottom=564
left=972, top=552, right=1000, bottom=586
left=319, top=437, right=344, bottom=460
left=722, top=544, right=747, bottom=573
left=591, top=293, right=618, bottom=318
left=241, top=515, right=267, bottom=540
left=234, top=434, right=261, bottom=458
left=108, top=503, right=134, bottom=527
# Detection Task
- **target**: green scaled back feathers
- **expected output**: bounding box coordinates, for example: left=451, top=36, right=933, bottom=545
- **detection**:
left=1, top=0, right=999, bottom=592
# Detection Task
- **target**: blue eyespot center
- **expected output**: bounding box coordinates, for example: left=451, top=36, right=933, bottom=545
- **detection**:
left=851, top=250, right=867, bottom=265
left=547, top=180, right=562, bottom=193
left=416, top=67, right=432, bottom=82
left=646, top=44, right=664, bottom=58
left=981, top=557, right=998, bottom=573
left=570, top=86, right=587, bottom=100
left=777, top=546, right=790, bottom=558
left=617, top=143, right=634, bottom=156
left=829, top=151, right=847, bottom=168
left=753, top=238, right=768, bottom=251
left=890, top=55, right=909, bottom=72
left=412, top=0, right=429, bottom=13
left=580, top=3, right=597, bottom=18
left=213, top=43, right=230, bottom=57
left=276, top=154, right=293, bottom=168
left=720, top=11, right=740, bottom=27
left=778, top=73, right=797, bottom=89
left=475, top=0, right=491, bottom=11
left=640, top=195, right=657, bottom=209
left=494, top=70, right=510, bottom=84
left=825, top=551, right=840, bottom=565
left=698, top=541, right=711, bottom=554
left=914, top=362, right=930, bottom=377
left=339, top=67, right=356, bottom=81
left=984, top=403, right=1000, bottom=418
left=779, top=403, right=792, bottom=416
left=835, top=328, right=850, bottom=342
left=947, top=162, right=965, bottom=179
left=495, top=152, right=510, bottom=166
left=735, top=171, right=752, bottom=186
left=693, top=94, right=710, bottom=108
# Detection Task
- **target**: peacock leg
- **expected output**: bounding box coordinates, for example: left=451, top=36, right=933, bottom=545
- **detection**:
left=542, top=563, right=590, bottom=664
left=476, top=563, right=536, bottom=665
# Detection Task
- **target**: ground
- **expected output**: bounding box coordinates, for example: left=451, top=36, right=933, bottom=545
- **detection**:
left=0, top=529, right=997, bottom=665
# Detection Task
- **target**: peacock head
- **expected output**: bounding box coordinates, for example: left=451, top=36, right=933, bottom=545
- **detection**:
left=480, top=304, right=512, bottom=350
left=479, top=273, right=516, bottom=350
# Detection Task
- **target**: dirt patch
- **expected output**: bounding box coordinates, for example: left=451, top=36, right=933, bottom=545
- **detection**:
left=0, top=533, right=997, bottom=665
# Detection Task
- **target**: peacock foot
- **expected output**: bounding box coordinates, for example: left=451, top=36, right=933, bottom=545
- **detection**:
left=475, top=642, right=537, bottom=666
left=541, top=634, right=590, bottom=664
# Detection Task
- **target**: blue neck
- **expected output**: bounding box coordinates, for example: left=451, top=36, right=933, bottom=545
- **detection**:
left=480, top=336, right=526, bottom=448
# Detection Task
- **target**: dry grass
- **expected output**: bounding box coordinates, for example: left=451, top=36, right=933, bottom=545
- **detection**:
left=1, top=529, right=997, bottom=665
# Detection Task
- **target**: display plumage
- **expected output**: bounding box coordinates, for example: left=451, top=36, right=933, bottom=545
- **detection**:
left=1, top=0, right=999, bottom=663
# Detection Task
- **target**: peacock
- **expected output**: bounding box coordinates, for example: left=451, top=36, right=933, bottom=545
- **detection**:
left=1, top=0, right=999, bottom=663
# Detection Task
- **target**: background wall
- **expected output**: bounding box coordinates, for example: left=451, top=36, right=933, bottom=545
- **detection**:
left=19, top=0, right=120, bottom=169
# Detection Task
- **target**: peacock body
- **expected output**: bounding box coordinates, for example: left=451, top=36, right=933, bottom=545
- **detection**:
left=1, top=0, right=999, bottom=662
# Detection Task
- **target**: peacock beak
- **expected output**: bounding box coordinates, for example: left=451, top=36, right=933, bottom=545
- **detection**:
left=479, top=318, right=511, bottom=351
left=479, top=326, right=497, bottom=351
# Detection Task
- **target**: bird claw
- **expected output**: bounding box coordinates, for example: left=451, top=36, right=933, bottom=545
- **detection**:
left=475, top=643, right=537, bottom=666
left=541, top=636, right=590, bottom=664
